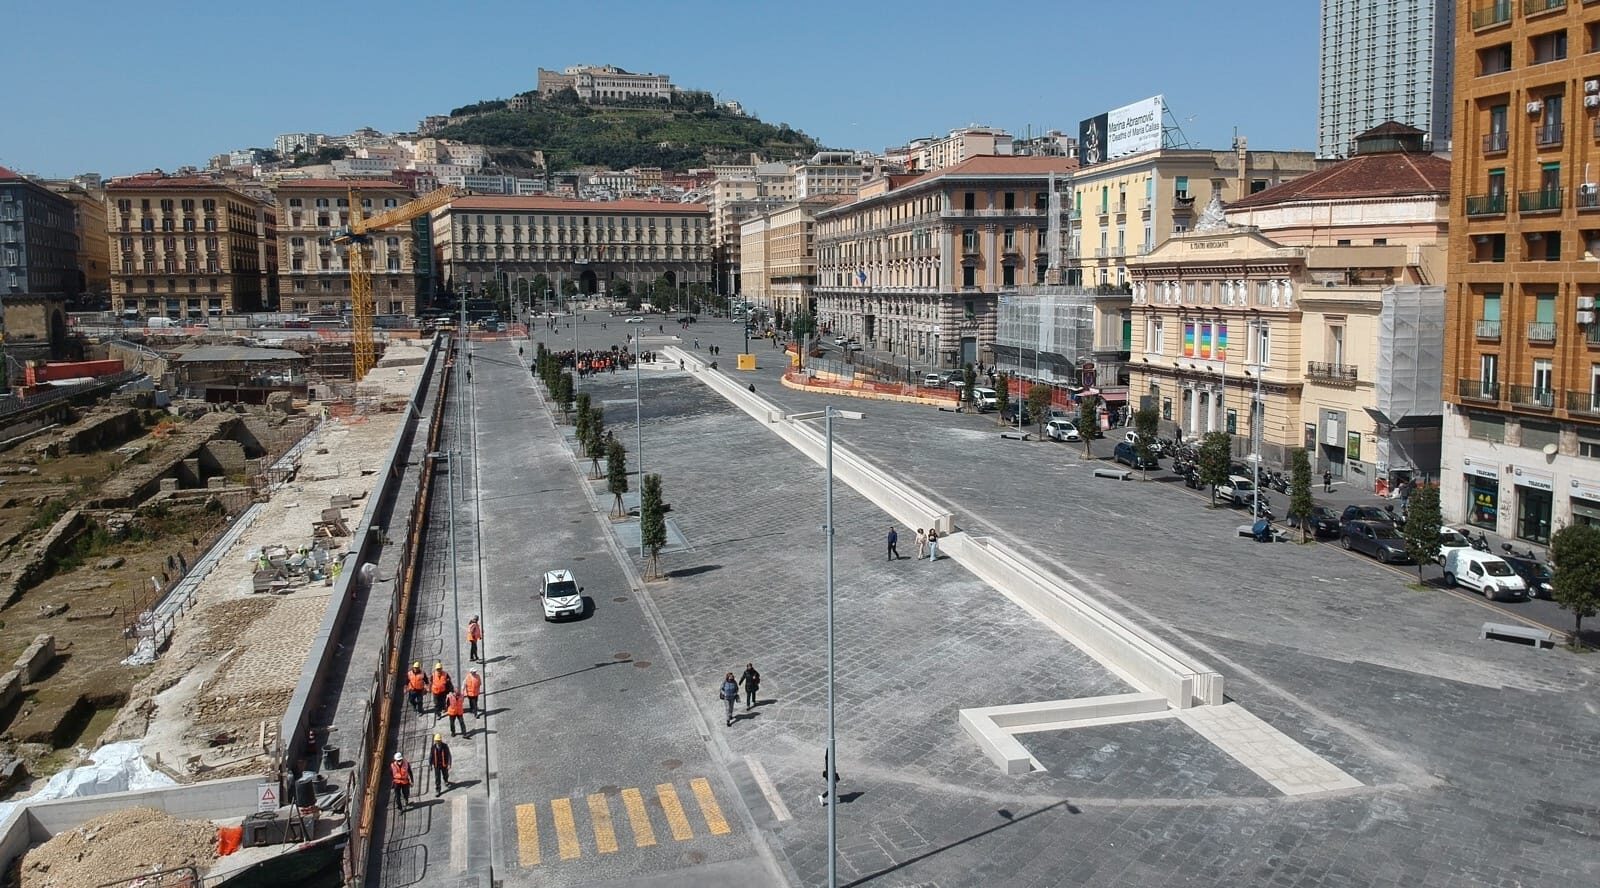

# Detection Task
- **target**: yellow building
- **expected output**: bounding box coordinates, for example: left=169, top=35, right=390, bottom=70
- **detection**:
left=271, top=179, right=418, bottom=317
left=740, top=195, right=849, bottom=324
left=45, top=180, right=110, bottom=306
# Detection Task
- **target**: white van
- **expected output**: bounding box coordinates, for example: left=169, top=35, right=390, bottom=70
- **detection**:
left=1442, top=549, right=1528, bottom=601
left=971, top=387, right=998, bottom=411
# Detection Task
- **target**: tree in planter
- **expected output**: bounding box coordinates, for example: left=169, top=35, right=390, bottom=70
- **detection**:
left=1197, top=431, right=1233, bottom=505
left=1027, top=385, right=1053, bottom=438
left=1401, top=484, right=1442, bottom=576
left=994, top=374, right=1011, bottom=424
left=1078, top=394, right=1101, bottom=458
left=789, top=310, right=817, bottom=368
left=585, top=407, right=607, bottom=478
left=1132, top=407, right=1159, bottom=480
left=962, top=363, right=977, bottom=411
left=556, top=372, right=574, bottom=420
left=607, top=439, right=629, bottom=517
left=640, top=473, right=667, bottom=579
left=1550, top=523, right=1600, bottom=642
left=1289, top=448, right=1314, bottom=541
left=574, top=392, right=593, bottom=452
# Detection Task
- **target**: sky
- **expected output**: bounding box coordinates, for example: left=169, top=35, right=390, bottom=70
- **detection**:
left=3, top=0, right=1321, bottom=178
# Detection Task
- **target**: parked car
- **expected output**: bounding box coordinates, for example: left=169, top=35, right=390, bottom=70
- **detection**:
left=1340, top=504, right=1397, bottom=529
left=833, top=336, right=850, bottom=346
left=1303, top=505, right=1343, bottom=539
left=1501, top=554, right=1554, bottom=600
left=1045, top=419, right=1081, bottom=442
left=922, top=373, right=944, bottom=388
left=1113, top=441, right=1159, bottom=469
left=1341, top=520, right=1412, bottom=564
left=1441, top=549, right=1527, bottom=600
left=624, top=316, right=644, bottom=323
left=843, top=341, right=863, bottom=352
left=1435, top=526, right=1475, bottom=566
left=971, top=387, right=999, bottom=411
left=1002, top=402, right=1034, bottom=425
left=1216, top=475, right=1257, bottom=507
left=539, top=569, right=585, bottom=621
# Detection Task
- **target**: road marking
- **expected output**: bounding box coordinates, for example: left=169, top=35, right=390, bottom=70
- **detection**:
left=655, top=782, right=694, bottom=841
left=515, top=802, right=541, bottom=866
left=450, top=796, right=468, bottom=872
left=587, top=792, right=619, bottom=854
left=689, top=777, right=731, bottom=835
left=620, top=787, right=657, bottom=847
left=551, top=797, right=581, bottom=860
left=744, top=755, right=792, bottom=821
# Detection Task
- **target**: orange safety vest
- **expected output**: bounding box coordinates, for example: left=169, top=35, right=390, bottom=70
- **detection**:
left=463, top=673, right=482, bottom=698
left=390, top=759, right=411, bottom=786
left=431, top=671, right=450, bottom=695
left=406, top=669, right=425, bottom=692
left=446, top=692, right=465, bottom=717
left=467, top=622, right=483, bottom=643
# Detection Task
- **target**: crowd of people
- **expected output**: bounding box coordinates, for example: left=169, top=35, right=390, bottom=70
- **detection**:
left=548, top=345, right=659, bottom=378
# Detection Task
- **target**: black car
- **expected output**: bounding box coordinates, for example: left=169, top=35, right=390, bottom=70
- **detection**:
left=1302, top=505, right=1343, bottom=539
left=1340, top=519, right=1412, bottom=563
left=1340, top=504, right=1398, bottom=529
left=1113, top=441, right=1159, bottom=469
left=1501, top=555, right=1554, bottom=599
left=1002, top=402, right=1034, bottom=425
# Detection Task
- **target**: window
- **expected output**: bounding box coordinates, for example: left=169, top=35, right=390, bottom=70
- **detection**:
left=1002, top=265, right=1015, bottom=287
left=1532, top=30, right=1567, bottom=64
left=1328, top=324, right=1345, bottom=366
left=1003, top=228, right=1015, bottom=250
left=1522, top=420, right=1560, bottom=452
left=1003, top=192, right=1015, bottom=211
left=963, top=192, right=975, bottom=212
left=1540, top=162, right=1561, bottom=193
left=1256, top=324, right=1272, bottom=364
left=1149, top=316, right=1164, bottom=354
left=1535, top=292, right=1556, bottom=325
left=1533, top=358, right=1554, bottom=399
left=962, top=228, right=977, bottom=251
left=1175, top=176, right=1189, bottom=199
left=1486, top=104, right=1508, bottom=152
left=1479, top=43, right=1512, bottom=75
left=962, top=266, right=976, bottom=288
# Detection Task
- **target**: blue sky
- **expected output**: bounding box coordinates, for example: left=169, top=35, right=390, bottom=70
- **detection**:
left=4, top=0, right=1320, bottom=178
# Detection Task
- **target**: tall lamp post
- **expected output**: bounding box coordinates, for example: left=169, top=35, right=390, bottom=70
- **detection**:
left=784, top=406, right=864, bottom=888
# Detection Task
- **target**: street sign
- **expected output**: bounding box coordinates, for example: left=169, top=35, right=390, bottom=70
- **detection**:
left=257, top=782, right=278, bottom=812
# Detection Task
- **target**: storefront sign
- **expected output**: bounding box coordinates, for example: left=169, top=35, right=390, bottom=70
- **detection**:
left=1462, top=457, right=1499, bottom=480
left=1513, top=466, right=1554, bottom=492
left=1571, top=477, right=1600, bottom=501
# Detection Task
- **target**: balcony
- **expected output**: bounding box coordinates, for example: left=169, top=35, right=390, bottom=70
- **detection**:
left=1580, top=186, right=1600, bottom=210
left=1473, top=0, right=1513, bottom=27
left=1567, top=390, right=1600, bottom=414
left=1466, top=193, right=1506, bottom=215
left=1524, top=0, right=1566, bottom=14
left=1483, top=131, right=1510, bottom=153
left=1173, top=194, right=1196, bottom=211
left=1458, top=379, right=1501, bottom=401
left=1475, top=319, right=1503, bottom=339
left=1519, top=188, right=1563, bottom=213
left=1508, top=384, right=1556, bottom=409
left=1306, top=361, right=1359, bottom=382
left=1589, top=323, right=1600, bottom=344
left=1536, top=123, right=1565, bottom=147
left=1527, top=321, right=1557, bottom=342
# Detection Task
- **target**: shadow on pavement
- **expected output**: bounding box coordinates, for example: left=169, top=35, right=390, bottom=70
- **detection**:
left=490, top=660, right=627, bottom=695
left=843, top=800, right=1079, bottom=888
left=665, top=563, right=723, bottom=578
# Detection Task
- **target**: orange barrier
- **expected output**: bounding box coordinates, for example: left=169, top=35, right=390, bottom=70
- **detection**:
left=784, top=370, right=957, bottom=405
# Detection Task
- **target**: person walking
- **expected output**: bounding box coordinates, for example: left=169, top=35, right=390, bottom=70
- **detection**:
left=405, top=662, right=426, bottom=715
left=719, top=672, right=740, bottom=727
left=429, top=734, right=452, bottom=796
left=463, top=668, right=482, bottom=717
left=1323, top=470, right=1333, bottom=493
left=390, top=753, right=413, bottom=812
left=430, top=663, right=452, bottom=721
left=916, top=528, right=928, bottom=559
left=445, top=688, right=468, bottom=737
left=886, top=525, right=899, bottom=560
left=927, top=528, right=940, bottom=562
left=818, top=750, right=841, bottom=806
left=739, top=663, right=761, bottom=711
left=466, top=616, right=483, bottom=662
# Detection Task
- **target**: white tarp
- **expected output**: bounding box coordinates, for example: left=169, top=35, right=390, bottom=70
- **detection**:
left=0, top=741, right=175, bottom=822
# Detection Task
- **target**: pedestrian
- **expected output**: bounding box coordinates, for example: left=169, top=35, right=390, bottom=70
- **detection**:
left=431, top=663, right=452, bottom=721
left=464, top=667, right=482, bottom=716
left=886, top=525, right=899, bottom=560
left=1323, top=470, right=1333, bottom=493
left=719, top=672, right=740, bottom=727
left=405, top=661, right=426, bottom=715
left=390, top=752, right=412, bottom=812
left=916, top=528, right=927, bottom=559
left=429, top=734, right=452, bottom=796
left=466, top=616, right=483, bottom=662
left=739, top=663, right=761, bottom=710
left=818, top=750, right=840, bottom=806
left=927, top=528, right=940, bottom=562
left=445, top=688, right=467, bottom=736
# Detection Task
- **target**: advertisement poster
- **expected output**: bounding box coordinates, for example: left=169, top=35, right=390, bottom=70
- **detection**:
left=1078, top=96, right=1165, bottom=166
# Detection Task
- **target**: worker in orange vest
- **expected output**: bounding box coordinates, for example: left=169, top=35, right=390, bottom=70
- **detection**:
left=463, top=668, right=482, bottom=717
left=430, top=663, right=452, bottom=721
left=405, top=662, right=426, bottom=715
left=390, top=752, right=412, bottom=812
left=445, top=688, right=467, bottom=737
left=466, top=616, right=483, bottom=662
left=429, top=733, right=452, bottom=796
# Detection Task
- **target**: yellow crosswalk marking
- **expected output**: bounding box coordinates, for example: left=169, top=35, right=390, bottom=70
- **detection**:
left=515, top=803, right=541, bottom=867
left=689, top=777, right=731, bottom=835
left=587, top=792, right=619, bottom=854
left=621, top=787, right=657, bottom=848
left=551, top=797, right=581, bottom=860
left=656, top=783, right=694, bottom=841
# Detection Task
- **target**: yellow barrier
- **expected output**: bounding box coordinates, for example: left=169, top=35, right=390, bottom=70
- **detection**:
left=737, top=353, right=757, bottom=371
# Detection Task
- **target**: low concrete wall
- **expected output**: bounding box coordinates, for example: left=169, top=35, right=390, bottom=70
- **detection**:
left=13, top=635, right=55, bottom=684
left=0, top=670, right=20, bottom=712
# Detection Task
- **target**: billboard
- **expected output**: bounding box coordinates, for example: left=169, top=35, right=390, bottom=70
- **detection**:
left=1078, top=95, right=1165, bottom=166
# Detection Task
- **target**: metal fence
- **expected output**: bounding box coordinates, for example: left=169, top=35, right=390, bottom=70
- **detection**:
left=0, top=370, right=143, bottom=419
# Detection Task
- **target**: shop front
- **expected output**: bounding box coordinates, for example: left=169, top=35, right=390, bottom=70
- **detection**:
left=1462, top=456, right=1499, bottom=530
left=1512, top=466, right=1554, bottom=544
left=1569, top=478, right=1600, bottom=530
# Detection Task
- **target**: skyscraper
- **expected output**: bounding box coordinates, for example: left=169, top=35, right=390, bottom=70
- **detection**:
left=1318, top=0, right=1456, bottom=158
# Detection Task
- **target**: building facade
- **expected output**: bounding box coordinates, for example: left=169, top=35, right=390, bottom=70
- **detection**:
left=0, top=166, right=81, bottom=301
left=793, top=152, right=864, bottom=199
left=1441, top=0, right=1600, bottom=539
left=536, top=65, right=675, bottom=103
left=910, top=126, right=1014, bottom=172
left=106, top=174, right=272, bottom=318
left=46, top=180, right=110, bottom=306
left=1319, top=0, right=1455, bottom=158
left=431, top=196, right=711, bottom=298
left=271, top=180, right=417, bottom=318
left=814, top=156, right=1077, bottom=370
left=740, top=195, right=847, bottom=325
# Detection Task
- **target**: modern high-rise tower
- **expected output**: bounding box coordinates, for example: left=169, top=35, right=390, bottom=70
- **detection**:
left=1319, top=0, right=1456, bottom=158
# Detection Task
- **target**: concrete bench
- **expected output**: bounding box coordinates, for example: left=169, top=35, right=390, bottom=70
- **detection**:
left=960, top=693, right=1171, bottom=775
left=958, top=709, right=1036, bottom=775
left=1093, top=467, right=1132, bottom=480
left=1480, top=622, right=1555, bottom=649
left=999, top=432, right=1032, bottom=441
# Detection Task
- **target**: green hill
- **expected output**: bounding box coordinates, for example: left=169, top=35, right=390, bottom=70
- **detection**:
left=433, top=94, right=821, bottom=172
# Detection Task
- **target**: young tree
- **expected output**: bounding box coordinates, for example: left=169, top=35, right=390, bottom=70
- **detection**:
left=995, top=374, right=1011, bottom=424
left=561, top=278, right=579, bottom=298
left=607, top=439, right=629, bottom=517
left=962, top=363, right=977, bottom=412
left=1078, top=394, right=1101, bottom=458
left=1026, top=384, right=1053, bottom=437
left=1401, top=485, right=1442, bottom=576
left=640, top=473, right=667, bottom=579
left=1197, top=431, right=1233, bottom=505
left=586, top=407, right=606, bottom=478
left=574, top=392, right=593, bottom=452
left=1133, top=407, right=1159, bottom=480
left=530, top=273, right=551, bottom=307
left=1550, top=523, right=1600, bottom=642
left=789, top=311, right=817, bottom=369
left=556, top=371, right=574, bottom=420
left=1289, top=447, right=1314, bottom=541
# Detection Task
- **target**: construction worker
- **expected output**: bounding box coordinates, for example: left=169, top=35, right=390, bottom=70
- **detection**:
left=429, top=734, right=452, bottom=796
left=390, top=752, right=412, bottom=812
left=463, top=668, right=482, bottom=717
left=445, top=688, right=467, bottom=737
left=466, top=616, right=483, bottom=662
left=405, top=662, right=426, bottom=715
left=430, top=663, right=452, bottom=720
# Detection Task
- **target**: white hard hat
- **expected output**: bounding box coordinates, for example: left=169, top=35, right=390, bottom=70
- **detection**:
left=394, top=752, right=403, bottom=761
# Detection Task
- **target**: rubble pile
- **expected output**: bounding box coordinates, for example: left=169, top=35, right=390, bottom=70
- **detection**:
left=21, top=806, right=216, bottom=888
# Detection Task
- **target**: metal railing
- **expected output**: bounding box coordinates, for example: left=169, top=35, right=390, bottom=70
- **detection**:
left=1580, top=187, right=1600, bottom=210
left=1458, top=378, right=1500, bottom=401
left=1527, top=322, right=1557, bottom=342
left=1566, top=390, right=1600, bottom=414
left=1508, top=383, right=1556, bottom=408
left=1466, top=193, right=1506, bottom=215
left=1475, top=320, right=1502, bottom=338
left=1483, top=131, right=1510, bottom=152
left=1588, top=324, right=1600, bottom=344
left=1474, top=0, right=1513, bottom=26
left=1306, top=361, right=1359, bottom=381
left=1537, top=123, right=1565, bottom=147
left=1519, top=188, right=1563, bottom=212
left=1525, top=0, right=1566, bottom=14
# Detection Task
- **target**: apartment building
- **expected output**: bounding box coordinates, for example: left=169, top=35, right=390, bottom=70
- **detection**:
left=740, top=195, right=848, bottom=324
left=431, top=196, right=711, bottom=297
left=1127, top=123, right=1450, bottom=483
left=106, top=174, right=272, bottom=318
left=0, top=167, right=81, bottom=301
left=271, top=180, right=417, bottom=318
left=44, top=180, right=109, bottom=305
left=793, top=152, right=864, bottom=198
left=814, top=156, right=1077, bottom=370
left=711, top=170, right=787, bottom=295
left=536, top=65, right=675, bottom=102
left=1319, top=0, right=1455, bottom=158
left=909, top=126, right=1014, bottom=172
left=1442, top=0, right=1600, bottom=539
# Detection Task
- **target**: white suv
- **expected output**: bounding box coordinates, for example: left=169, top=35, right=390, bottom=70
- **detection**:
left=1216, top=475, right=1256, bottom=506
left=540, top=569, right=585, bottom=621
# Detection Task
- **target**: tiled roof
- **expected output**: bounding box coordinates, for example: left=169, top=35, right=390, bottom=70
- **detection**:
left=272, top=179, right=407, bottom=190
left=1226, top=151, right=1449, bottom=209
left=0, top=165, right=20, bottom=180
left=1359, top=121, right=1426, bottom=138
left=446, top=195, right=709, bottom=215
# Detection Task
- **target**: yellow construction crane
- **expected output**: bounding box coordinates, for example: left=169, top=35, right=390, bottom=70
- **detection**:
left=333, top=185, right=462, bottom=379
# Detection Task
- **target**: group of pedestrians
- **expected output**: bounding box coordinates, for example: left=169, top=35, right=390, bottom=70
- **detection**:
left=887, top=525, right=940, bottom=561
left=717, top=663, right=761, bottom=727
left=393, top=618, right=489, bottom=812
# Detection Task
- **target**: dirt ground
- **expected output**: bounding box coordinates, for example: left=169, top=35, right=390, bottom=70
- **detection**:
left=19, top=805, right=217, bottom=888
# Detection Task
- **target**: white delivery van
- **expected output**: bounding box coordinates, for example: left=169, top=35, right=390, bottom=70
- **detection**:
left=1442, top=549, right=1529, bottom=601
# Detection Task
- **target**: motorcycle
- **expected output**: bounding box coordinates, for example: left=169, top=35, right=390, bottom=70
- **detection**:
left=1464, top=529, right=1491, bottom=551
